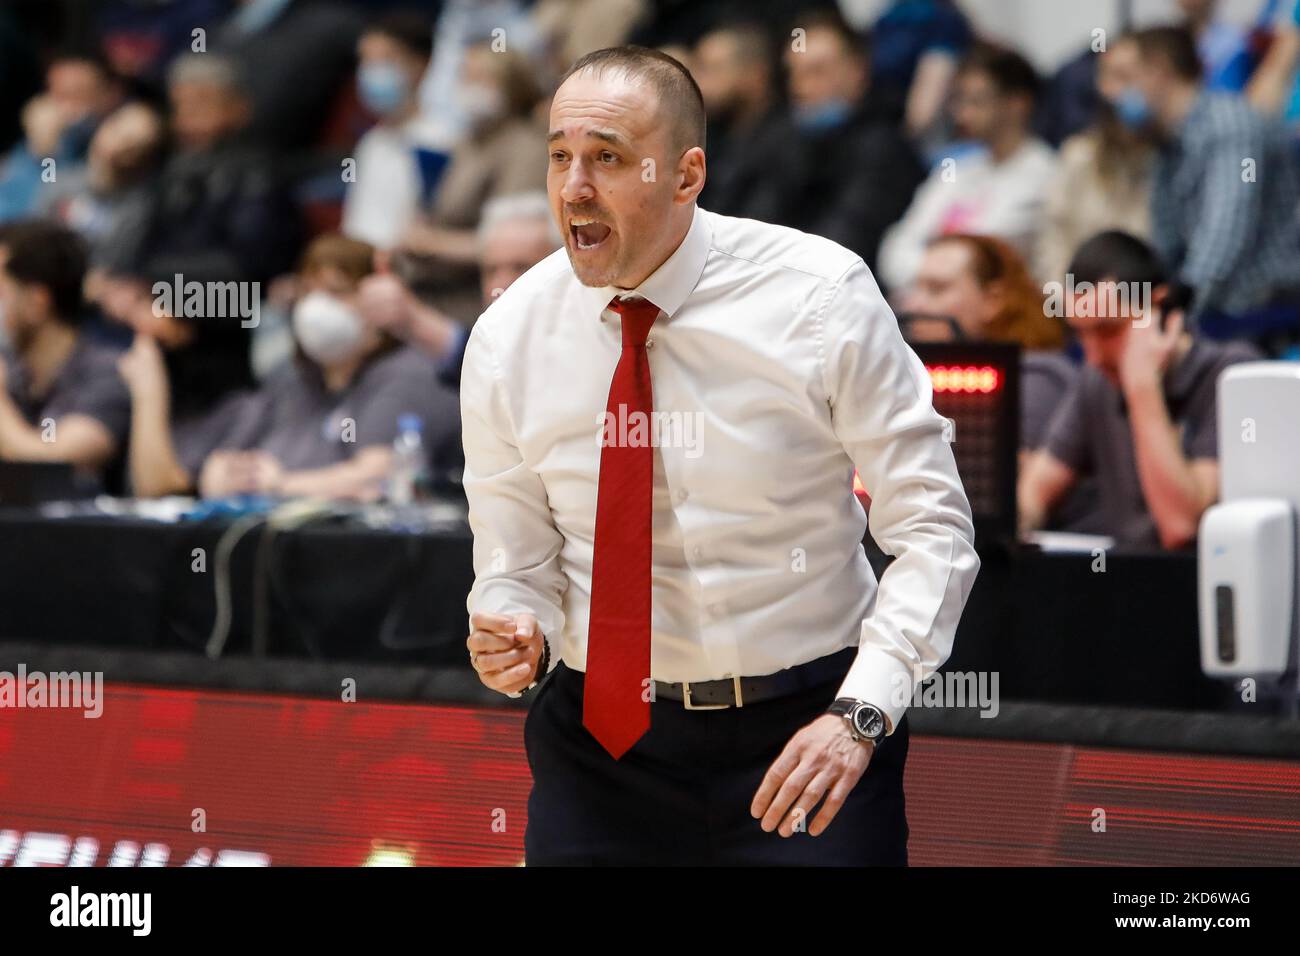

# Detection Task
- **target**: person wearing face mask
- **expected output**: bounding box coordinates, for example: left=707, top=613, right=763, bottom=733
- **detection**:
left=198, top=235, right=460, bottom=501
left=1037, top=35, right=1155, bottom=286
left=396, top=41, right=547, bottom=321
left=341, top=12, right=445, bottom=250
left=1126, top=25, right=1300, bottom=321
left=775, top=10, right=925, bottom=283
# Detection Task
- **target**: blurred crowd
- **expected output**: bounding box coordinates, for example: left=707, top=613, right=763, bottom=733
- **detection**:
left=0, top=0, right=1298, bottom=552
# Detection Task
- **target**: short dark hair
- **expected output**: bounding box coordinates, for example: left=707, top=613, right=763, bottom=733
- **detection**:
left=959, top=43, right=1041, bottom=101
left=1067, top=230, right=1168, bottom=289
left=0, top=220, right=88, bottom=323
left=365, top=10, right=434, bottom=60
left=559, top=45, right=707, bottom=153
left=1131, top=26, right=1203, bottom=82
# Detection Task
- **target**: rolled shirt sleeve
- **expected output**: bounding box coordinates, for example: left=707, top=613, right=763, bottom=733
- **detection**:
left=821, top=261, right=981, bottom=733
left=460, top=318, right=568, bottom=669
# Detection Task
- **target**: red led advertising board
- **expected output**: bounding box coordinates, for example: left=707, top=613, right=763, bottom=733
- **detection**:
left=1, top=683, right=1298, bottom=866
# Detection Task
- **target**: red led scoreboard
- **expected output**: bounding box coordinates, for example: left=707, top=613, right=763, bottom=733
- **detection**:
left=2, top=682, right=1297, bottom=866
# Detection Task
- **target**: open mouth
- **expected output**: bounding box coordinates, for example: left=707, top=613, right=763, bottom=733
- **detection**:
left=569, top=217, right=612, bottom=252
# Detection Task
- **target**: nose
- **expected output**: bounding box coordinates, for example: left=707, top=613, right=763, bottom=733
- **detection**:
left=560, top=157, right=595, bottom=205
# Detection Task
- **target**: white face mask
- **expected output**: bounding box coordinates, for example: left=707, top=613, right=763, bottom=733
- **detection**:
left=292, top=290, right=367, bottom=366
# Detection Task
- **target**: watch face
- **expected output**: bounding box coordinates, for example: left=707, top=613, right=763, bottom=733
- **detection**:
left=853, top=706, right=883, bottom=739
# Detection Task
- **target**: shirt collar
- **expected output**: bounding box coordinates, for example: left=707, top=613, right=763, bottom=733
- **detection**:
left=575, top=204, right=712, bottom=322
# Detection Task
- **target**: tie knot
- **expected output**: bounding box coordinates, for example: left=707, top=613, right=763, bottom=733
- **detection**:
left=608, top=295, right=660, bottom=349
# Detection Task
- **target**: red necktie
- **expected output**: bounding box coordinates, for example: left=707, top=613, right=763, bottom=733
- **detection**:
left=583, top=295, right=659, bottom=759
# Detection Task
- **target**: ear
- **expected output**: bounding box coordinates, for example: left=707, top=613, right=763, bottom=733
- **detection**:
left=676, top=146, right=706, bottom=204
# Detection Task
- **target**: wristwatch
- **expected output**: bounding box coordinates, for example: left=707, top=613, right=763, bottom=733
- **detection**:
left=827, top=698, right=887, bottom=745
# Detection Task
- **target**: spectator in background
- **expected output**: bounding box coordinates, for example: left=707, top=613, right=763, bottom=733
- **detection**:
left=870, top=0, right=972, bottom=140
left=779, top=11, right=925, bottom=278
left=878, top=45, right=1055, bottom=293
left=0, top=221, right=129, bottom=483
left=533, top=0, right=646, bottom=81
left=901, top=233, right=1073, bottom=457
left=341, top=11, right=442, bottom=250
left=693, top=22, right=793, bottom=224
left=212, top=0, right=364, bottom=162
left=103, top=281, right=259, bottom=498
left=398, top=40, right=547, bottom=320
left=0, top=51, right=125, bottom=223
left=358, top=191, right=563, bottom=390
left=1019, top=231, right=1261, bottom=551
left=1178, top=0, right=1259, bottom=93
left=1037, top=34, right=1155, bottom=285
left=422, top=0, right=545, bottom=143
left=199, top=234, right=460, bottom=501
left=129, top=52, right=300, bottom=287
left=38, top=102, right=166, bottom=278
left=1129, top=25, right=1300, bottom=317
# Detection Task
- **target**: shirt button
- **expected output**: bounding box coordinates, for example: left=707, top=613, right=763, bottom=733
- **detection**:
left=676, top=488, right=689, bottom=503
left=645, top=338, right=655, bottom=349
left=692, top=545, right=702, bottom=558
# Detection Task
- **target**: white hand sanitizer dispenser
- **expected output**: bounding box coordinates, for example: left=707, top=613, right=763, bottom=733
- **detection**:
left=1199, top=363, right=1300, bottom=692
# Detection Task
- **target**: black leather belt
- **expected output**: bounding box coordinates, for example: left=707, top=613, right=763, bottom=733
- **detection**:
left=652, top=646, right=857, bottom=709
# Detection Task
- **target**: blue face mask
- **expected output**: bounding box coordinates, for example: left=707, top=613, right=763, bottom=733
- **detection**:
left=358, top=62, right=410, bottom=117
left=1114, top=87, right=1152, bottom=130
left=793, top=97, right=853, bottom=133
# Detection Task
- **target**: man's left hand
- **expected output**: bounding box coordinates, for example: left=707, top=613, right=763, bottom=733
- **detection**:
left=750, top=713, right=874, bottom=837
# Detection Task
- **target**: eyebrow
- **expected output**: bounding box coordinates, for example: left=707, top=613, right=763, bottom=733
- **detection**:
left=546, top=127, right=631, bottom=148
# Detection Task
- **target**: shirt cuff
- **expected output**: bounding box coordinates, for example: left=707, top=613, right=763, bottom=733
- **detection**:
left=833, top=638, right=917, bottom=736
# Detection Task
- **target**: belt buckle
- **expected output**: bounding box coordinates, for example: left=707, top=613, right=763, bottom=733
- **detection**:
left=681, top=676, right=744, bottom=710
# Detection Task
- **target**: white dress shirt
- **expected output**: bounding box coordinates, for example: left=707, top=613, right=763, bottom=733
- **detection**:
left=461, top=206, right=980, bottom=733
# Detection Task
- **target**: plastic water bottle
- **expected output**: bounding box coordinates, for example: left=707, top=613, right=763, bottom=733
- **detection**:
left=389, top=413, right=427, bottom=505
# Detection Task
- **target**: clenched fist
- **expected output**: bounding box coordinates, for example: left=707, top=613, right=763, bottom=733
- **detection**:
left=467, top=611, right=546, bottom=696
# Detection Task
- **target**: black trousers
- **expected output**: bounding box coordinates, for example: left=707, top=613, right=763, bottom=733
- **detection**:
left=523, top=657, right=910, bottom=866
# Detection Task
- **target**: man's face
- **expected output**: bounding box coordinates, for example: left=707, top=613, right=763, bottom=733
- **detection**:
left=0, top=249, right=45, bottom=350
left=694, top=32, right=746, bottom=120
left=547, top=69, right=684, bottom=288
left=46, top=60, right=115, bottom=124
left=784, top=27, right=864, bottom=111
left=169, top=81, right=246, bottom=152
left=1097, top=39, right=1141, bottom=104
left=951, top=69, right=1008, bottom=143
left=1068, top=282, right=1138, bottom=384
left=903, top=242, right=998, bottom=341
left=480, top=220, right=556, bottom=304
left=1131, top=56, right=1169, bottom=116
